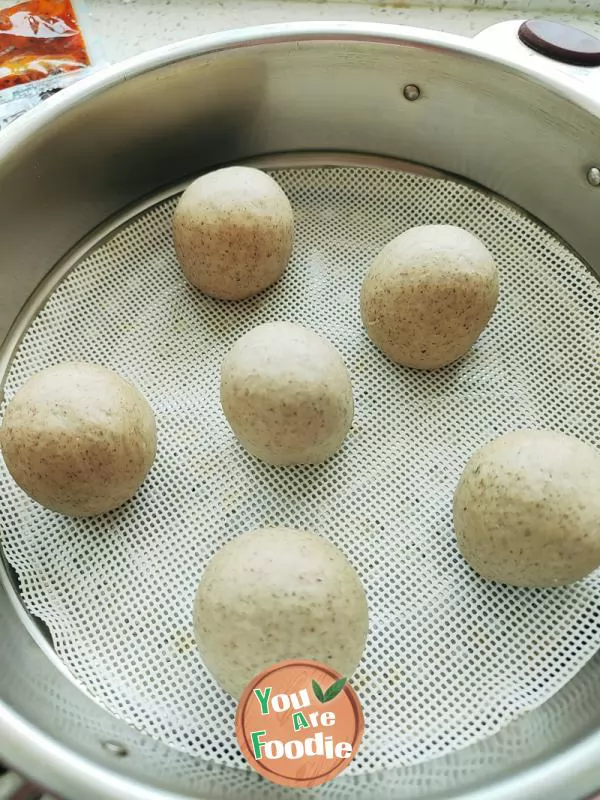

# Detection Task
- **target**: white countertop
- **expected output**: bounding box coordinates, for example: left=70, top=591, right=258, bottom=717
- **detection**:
left=85, top=0, right=600, bottom=64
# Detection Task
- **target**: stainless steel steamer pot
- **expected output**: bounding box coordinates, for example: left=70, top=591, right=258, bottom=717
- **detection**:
left=1, top=20, right=600, bottom=800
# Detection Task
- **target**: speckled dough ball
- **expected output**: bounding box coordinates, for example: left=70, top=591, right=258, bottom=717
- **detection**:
left=360, top=224, right=499, bottom=369
left=172, top=166, right=294, bottom=300
left=220, top=322, right=354, bottom=465
left=193, top=526, right=369, bottom=698
left=0, top=362, right=156, bottom=517
left=453, top=430, right=600, bottom=587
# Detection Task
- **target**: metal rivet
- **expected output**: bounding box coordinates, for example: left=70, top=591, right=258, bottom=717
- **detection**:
left=403, top=84, right=421, bottom=101
left=102, top=741, right=129, bottom=757
left=587, top=166, right=600, bottom=186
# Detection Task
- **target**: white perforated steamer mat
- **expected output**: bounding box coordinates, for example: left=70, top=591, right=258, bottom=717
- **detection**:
left=1, top=163, right=600, bottom=774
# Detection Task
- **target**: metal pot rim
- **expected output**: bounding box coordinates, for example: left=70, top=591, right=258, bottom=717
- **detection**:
left=1, top=19, right=600, bottom=158
left=1, top=19, right=600, bottom=800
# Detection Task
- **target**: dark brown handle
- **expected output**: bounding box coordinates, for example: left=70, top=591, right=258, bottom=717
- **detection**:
left=518, top=19, right=600, bottom=67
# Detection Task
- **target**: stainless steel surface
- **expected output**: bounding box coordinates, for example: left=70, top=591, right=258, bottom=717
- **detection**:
left=0, top=18, right=600, bottom=800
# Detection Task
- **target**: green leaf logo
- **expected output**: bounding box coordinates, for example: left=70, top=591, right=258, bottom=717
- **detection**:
left=312, top=679, right=325, bottom=703
left=323, top=677, right=347, bottom=702
left=312, top=676, right=347, bottom=703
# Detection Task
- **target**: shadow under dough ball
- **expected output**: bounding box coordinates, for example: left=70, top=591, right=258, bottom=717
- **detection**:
left=360, top=224, right=499, bottom=369
left=172, top=166, right=294, bottom=300
left=193, top=526, right=369, bottom=698
left=220, top=321, right=354, bottom=465
left=0, top=362, right=156, bottom=517
left=453, top=429, right=600, bottom=587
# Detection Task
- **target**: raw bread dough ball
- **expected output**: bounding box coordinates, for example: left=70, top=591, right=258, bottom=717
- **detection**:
left=193, top=526, right=369, bottom=698
left=220, top=322, right=353, bottom=465
left=453, top=430, right=600, bottom=587
left=360, top=224, right=499, bottom=369
left=0, top=362, right=156, bottom=517
left=172, top=166, right=294, bottom=300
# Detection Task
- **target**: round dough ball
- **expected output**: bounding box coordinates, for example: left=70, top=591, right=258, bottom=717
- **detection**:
left=172, top=166, right=294, bottom=300
left=360, top=224, right=499, bottom=369
left=220, top=322, right=353, bottom=465
left=193, top=526, right=369, bottom=698
left=453, top=430, right=600, bottom=587
left=0, top=362, right=156, bottom=517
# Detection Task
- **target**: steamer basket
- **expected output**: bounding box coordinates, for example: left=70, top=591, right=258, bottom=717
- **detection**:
left=1, top=20, right=600, bottom=800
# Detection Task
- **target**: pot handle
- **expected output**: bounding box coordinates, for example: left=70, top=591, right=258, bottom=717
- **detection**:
left=473, top=19, right=600, bottom=93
